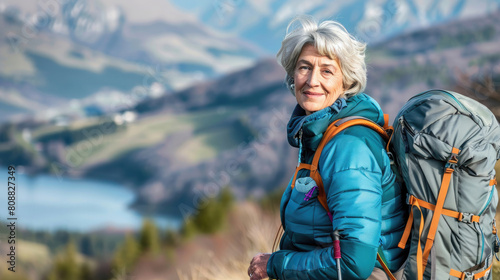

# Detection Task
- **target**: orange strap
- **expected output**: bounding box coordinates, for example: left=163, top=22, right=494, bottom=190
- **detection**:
left=422, top=147, right=460, bottom=269
left=449, top=262, right=493, bottom=280
left=290, top=162, right=329, bottom=213
left=310, top=118, right=390, bottom=214
left=407, top=195, right=480, bottom=223
left=382, top=113, right=394, bottom=151
left=398, top=205, right=413, bottom=249
left=397, top=199, right=425, bottom=280
left=385, top=130, right=394, bottom=152
left=383, top=114, right=390, bottom=129
left=414, top=200, right=425, bottom=280
left=377, top=253, right=397, bottom=280
left=291, top=163, right=314, bottom=188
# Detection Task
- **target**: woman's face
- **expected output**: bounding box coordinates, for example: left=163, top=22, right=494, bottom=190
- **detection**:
left=293, top=44, right=344, bottom=115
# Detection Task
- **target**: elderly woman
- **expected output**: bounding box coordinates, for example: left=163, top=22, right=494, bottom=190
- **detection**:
left=247, top=17, right=408, bottom=280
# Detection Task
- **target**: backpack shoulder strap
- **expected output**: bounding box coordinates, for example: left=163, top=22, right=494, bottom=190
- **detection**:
left=291, top=115, right=396, bottom=279
left=309, top=116, right=390, bottom=213
left=290, top=116, right=391, bottom=211
left=319, top=116, right=397, bottom=279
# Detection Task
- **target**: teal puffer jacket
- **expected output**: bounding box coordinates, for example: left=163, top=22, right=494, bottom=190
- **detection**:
left=267, top=93, right=408, bottom=280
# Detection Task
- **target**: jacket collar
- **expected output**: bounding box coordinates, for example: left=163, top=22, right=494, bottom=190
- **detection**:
left=287, top=93, right=385, bottom=151
left=287, top=98, right=347, bottom=150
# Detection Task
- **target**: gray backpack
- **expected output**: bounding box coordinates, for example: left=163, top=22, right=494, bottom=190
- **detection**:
left=391, top=89, right=500, bottom=280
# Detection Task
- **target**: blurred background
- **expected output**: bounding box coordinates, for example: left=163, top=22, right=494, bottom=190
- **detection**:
left=0, top=0, right=500, bottom=279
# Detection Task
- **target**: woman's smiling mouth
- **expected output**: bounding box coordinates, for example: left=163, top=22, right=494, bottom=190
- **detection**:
left=303, top=90, right=324, bottom=97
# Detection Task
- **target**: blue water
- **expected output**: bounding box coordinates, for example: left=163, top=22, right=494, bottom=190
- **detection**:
left=1, top=167, right=180, bottom=232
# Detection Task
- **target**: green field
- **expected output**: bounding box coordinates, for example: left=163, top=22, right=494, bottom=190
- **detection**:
left=30, top=107, right=253, bottom=169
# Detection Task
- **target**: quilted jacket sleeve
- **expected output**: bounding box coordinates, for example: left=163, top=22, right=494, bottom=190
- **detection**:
left=267, top=131, right=384, bottom=280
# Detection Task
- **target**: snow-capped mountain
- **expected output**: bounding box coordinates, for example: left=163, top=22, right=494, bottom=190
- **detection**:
left=172, top=0, right=500, bottom=53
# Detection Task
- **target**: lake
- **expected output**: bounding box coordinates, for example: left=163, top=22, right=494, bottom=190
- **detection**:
left=1, top=167, right=180, bottom=232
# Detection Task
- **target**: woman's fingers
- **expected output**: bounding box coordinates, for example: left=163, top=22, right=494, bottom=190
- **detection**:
left=247, top=260, right=253, bottom=276
left=248, top=254, right=256, bottom=277
left=248, top=253, right=271, bottom=279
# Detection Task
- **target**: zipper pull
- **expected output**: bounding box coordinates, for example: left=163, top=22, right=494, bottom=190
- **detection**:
left=298, top=129, right=303, bottom=142
left=304, top=186, right=318, bottom=201
left=296, top=129, right=303, bottom=139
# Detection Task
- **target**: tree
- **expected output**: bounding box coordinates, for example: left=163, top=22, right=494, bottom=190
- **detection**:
left=47, top=241, right=80, bottom=280
left=180, top=218, right=197, bottom=240
left=190, top=187, right=235, bottom=234
left=139, top=219, right=160, bottom=254
left=219, top=187, right=234, bottom=210
left=79, top=263, right=93, bottom=280
left=112, top=234, right=140, bottom=273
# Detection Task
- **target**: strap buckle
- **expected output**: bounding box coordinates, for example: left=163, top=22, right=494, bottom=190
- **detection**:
left=459, top=213, right=475, bottom=224
left=444, top=162, right=457, bottom=170
left=462, top=271, right=474, bottom=280
left=445, top=152, right=459, bottom=170
left=405, top=193, right=412, bottom=205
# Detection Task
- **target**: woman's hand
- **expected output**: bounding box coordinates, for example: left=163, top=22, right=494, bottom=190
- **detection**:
left=248, top=253, right=271, bottom=280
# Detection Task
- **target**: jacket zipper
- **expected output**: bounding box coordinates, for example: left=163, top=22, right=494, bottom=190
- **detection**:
left=479, top=186, right=495, bottom=216
left=478, top=183, right=495, bottom=263
left=401, top=90, right=471, bottom=116
left=399, top=117, right=414, bottom=153
left=297, top=129, right=303, bottom=167
left=438, top=90, right=470, bottom=114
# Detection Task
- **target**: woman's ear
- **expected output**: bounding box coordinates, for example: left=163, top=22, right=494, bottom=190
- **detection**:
left=287, top=75, right=296, bottom=95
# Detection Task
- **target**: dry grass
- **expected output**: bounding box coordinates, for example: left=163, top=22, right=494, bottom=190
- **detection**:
left=493, top=258, right=500, bottom=279
left=0, top=239, right=52, bottom=280
left=176, top=202, right=279, bottom=280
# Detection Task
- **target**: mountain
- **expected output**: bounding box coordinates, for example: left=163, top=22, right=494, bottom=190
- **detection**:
left=366, top=9, right=500, bottom=118
left=2, top=6, right=500, bottom=220
left=172, top=0, right=500, bottom=53
left=3, top=0, right=499, bottom=123
left=0, top=0, right=262, bottom=122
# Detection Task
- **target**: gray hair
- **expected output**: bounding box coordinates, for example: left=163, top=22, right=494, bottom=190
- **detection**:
left=276, top=16, right=367, bottom=98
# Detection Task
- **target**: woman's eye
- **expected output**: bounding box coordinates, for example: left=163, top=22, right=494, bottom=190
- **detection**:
left=297, top=66, right=310, bottom=75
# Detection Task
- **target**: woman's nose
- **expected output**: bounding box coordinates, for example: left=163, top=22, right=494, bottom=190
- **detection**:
left=306, top=69, right=320, bottom=87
